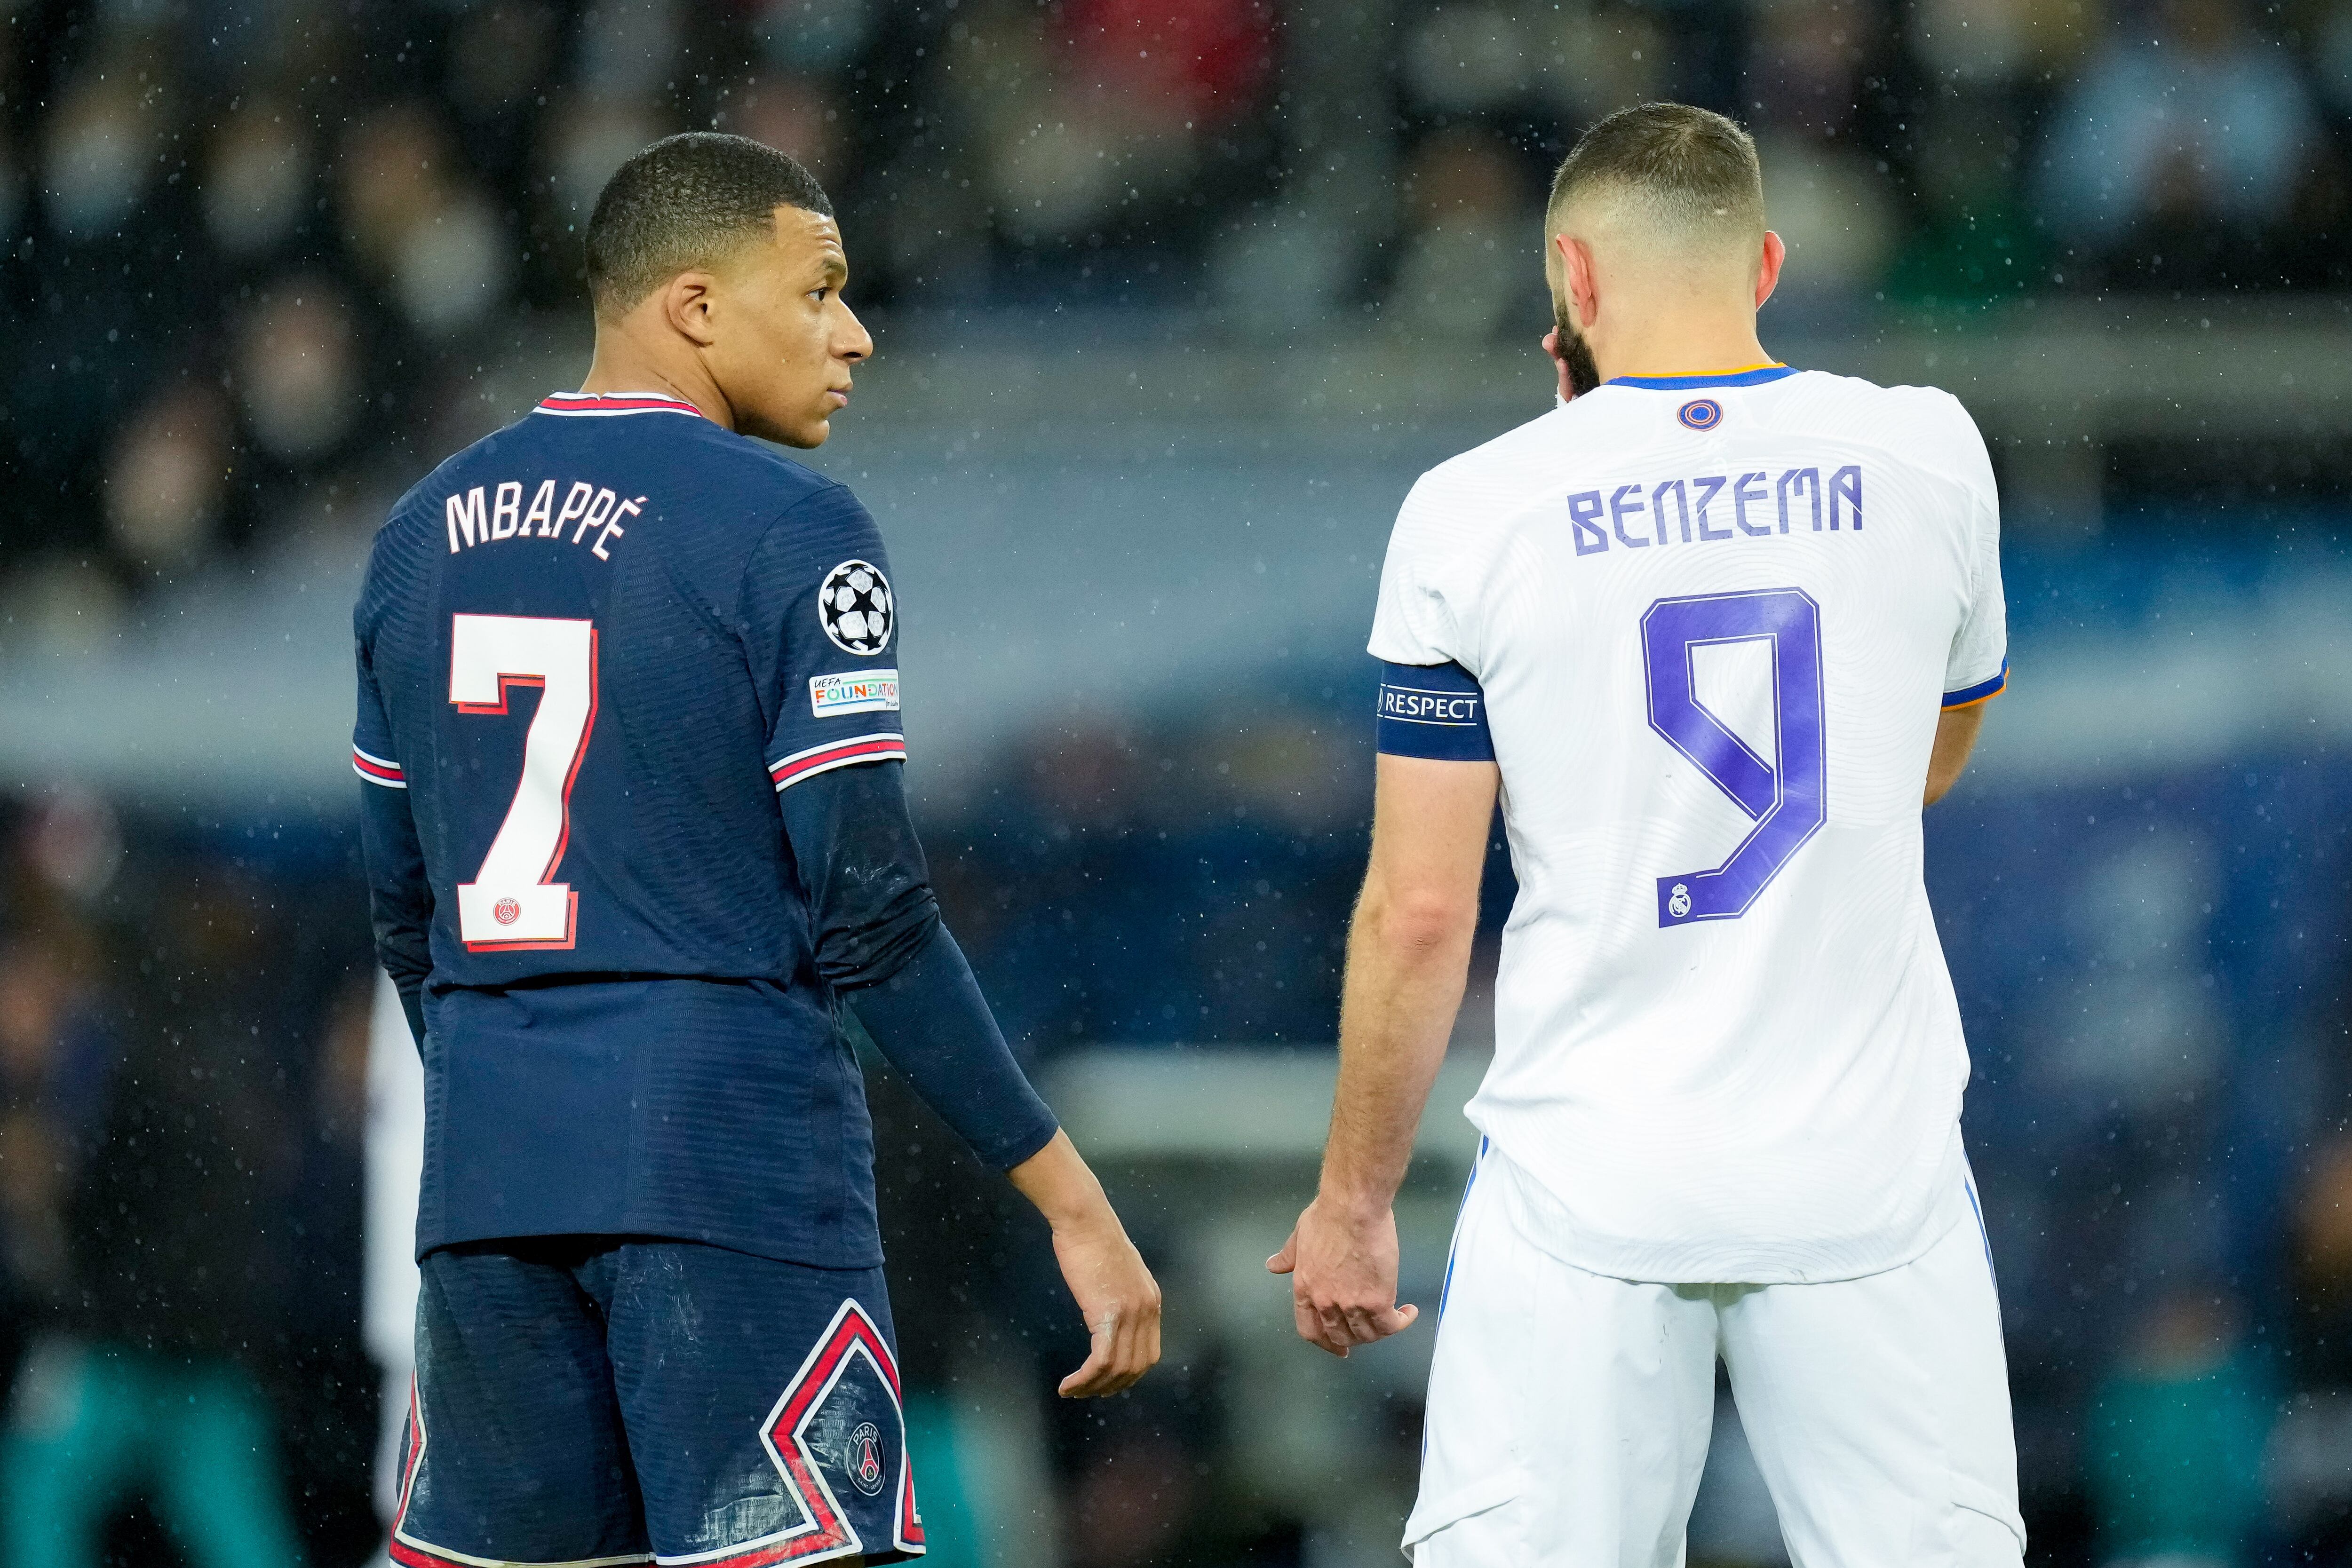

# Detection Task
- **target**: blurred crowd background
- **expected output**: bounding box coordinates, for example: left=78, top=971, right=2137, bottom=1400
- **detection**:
left=4, top=0, right=2352, bottom=1564
left=4, top=0, right=2352, bottom=603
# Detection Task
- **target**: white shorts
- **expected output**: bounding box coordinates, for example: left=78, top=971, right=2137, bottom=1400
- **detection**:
left=1407, top=1143, right=2024, bottom=1568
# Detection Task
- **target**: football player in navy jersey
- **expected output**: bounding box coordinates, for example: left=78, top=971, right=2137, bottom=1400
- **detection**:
left=353, top=133, right=1160, bottom=1568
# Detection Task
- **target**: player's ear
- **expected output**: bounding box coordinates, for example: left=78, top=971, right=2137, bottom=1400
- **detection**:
left=1555, top=233, right=1600, bottom=333
left=1754, top=231, right=1786, bottom=310
left=662, top=271, right=722, bottom=349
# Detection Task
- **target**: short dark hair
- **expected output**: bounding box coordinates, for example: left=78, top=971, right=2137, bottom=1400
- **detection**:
left=1546, top=103, right=1764, bottom=242
left=584, top=132, right=834, bottom=316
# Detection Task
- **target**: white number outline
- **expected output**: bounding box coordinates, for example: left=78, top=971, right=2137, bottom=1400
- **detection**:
left=447, top=613, right=600, bottom=951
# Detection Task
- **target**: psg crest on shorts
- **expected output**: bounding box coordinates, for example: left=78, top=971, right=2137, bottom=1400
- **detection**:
left=819, top=560, right=894, bottom=655
left=846, top=1421, right=887, bottom=1497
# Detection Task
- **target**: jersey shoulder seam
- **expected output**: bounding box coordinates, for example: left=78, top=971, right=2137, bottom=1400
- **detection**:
left=726, top=481, right=871, bottom=638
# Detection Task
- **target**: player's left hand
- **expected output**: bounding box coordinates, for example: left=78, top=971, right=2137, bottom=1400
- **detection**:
left=1049, top=1212, right=1163, bottom=1398
left=1268, top=1196, right=1420, bottom=1357
left=1007, top=1130, right=1162, bottom=1397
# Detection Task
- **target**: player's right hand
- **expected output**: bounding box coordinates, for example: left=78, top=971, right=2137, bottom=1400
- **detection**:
left=1268, top=1196, right=1420, bottom=1357
left=1048, top=1212, right=1163, bottom=1398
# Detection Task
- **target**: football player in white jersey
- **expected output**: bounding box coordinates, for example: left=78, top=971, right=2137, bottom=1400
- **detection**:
left=1268, top=103, right=2019, bottom=1566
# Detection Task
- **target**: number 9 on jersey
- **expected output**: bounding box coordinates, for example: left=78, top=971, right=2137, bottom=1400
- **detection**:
left=1641, top=588, right=1827, bottom=927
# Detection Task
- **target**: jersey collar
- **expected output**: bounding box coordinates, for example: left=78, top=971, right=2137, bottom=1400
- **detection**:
left=535, top=390, right=708, bottom=419
left=1605, top=363, right=1797, bottom=391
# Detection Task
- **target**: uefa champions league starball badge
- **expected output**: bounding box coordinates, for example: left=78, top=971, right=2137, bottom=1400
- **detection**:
left=819, top=560, right=894, bottom=655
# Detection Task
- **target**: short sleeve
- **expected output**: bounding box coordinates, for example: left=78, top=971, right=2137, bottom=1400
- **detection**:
left=1368, top=477, right=1466, bottom=668
left=1939, top=401, right=2008, bottom=708
left=742, top=486, right=909, bottom=792
left=352, top=639, right=406, bottom=789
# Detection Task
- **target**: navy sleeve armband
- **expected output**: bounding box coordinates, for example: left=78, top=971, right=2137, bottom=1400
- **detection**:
left=1376, top=660, right=1495, bottom=761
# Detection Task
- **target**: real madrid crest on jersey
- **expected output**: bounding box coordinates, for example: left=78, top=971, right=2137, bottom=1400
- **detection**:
left=819, top=560, right=894, bottom=655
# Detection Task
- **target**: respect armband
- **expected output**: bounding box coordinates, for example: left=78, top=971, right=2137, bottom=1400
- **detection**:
left=1375, top=661, right=1495, bottom=761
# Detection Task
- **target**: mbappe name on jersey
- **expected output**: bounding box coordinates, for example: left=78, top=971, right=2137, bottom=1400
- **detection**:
left=1569, top=464, right=1863, bottom=556
left=444, top=480, right=644, bottom=559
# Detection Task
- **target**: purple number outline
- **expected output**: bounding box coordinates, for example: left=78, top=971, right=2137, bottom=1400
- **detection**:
left=1641, top=588, right=1827, bottom=927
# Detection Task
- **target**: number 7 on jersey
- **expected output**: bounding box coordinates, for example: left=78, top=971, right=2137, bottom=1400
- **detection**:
left=449, top=613, right=600, bottom=950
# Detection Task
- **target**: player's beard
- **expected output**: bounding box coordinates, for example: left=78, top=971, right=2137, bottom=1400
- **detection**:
left=1553, top=297, right=1601, bottom=399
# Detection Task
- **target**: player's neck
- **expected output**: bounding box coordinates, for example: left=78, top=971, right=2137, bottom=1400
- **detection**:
left=1595, top=317, right=1774, bottom=384
left=580, top=329, right=733, bottom=431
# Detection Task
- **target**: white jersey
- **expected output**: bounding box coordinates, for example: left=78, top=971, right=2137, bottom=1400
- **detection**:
left=1370, top=365, right=2006, bottom=1284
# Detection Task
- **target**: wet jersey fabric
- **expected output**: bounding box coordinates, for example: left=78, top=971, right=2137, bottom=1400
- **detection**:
left=1370, top=366, right=2008, bottom=1285
left=354, top=391, right=914, bottom=1267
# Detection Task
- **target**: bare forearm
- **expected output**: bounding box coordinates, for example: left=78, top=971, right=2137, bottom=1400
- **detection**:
left=1008, top=1129, right=1114, bottom=1228
left=1318, top=889, right=1476, bottom=1213
left=1925, top=704, right=1986, bottom=806
left=1009, top=1128, right=1165, bottom=1397
left=1277, top=752, right=1494, bottom=1356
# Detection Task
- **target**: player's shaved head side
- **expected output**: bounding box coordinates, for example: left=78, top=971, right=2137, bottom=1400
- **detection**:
left=1546, top=103, right=1764, bottom=264
left=585, top=132, right=834, bottom=318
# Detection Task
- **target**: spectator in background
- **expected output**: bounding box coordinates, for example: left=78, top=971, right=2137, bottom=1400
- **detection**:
left=1908, top=0, right=2104, bottom=89
left=200, top=98, right=318, bottom=267
left=0, top=125, right=24, bottom=247
left=389, top=187, right=512, bottom=341
left=1745, top=0, right=1897, bottom=315
left=1883, top=99, right=2048, bottom=314
left=0, top=832, right=311, bottom=1568
left=2273, top=1138, right=2352, bottom=1552
left=722, top=72, right=847, bottom=186
left=1751, top=133, right=1895, bottom=311
left=1067, top=0, right=1272, bottom=125
left=0, top=793, right=121, bottom=1354
left=2290, top=1138, right=2352, bottom=1387
left=39, top=55, right=166, bottom=244
left=2082, top=1289, right=2272, bottom=1568
left=944, top=0, right=1272, bottom=260
left=8, top=0, right=2352, bottom=623
left=540, top=89, right=676, bottom=234
left=337, top=102, right=453, bottom=275
left=2034, top=0, right=2320, bottom=281
left=232, top=280, right=362, bottom=473
left=981, top=0, right=1199, bottom=248
left=1384, top=126, right=1539, bottom=341
left=906, top=0, right=1062, bottom=283
left=1748, top=0, right=1875, bottom=142
left=0, top=930, right=112, bottom=1369
left=1895, top=0, right=2094, bottom=314
left=103, top=382, right=232, bottom=577
left=441, top=0, right=562, bottom=191
left=334, top=102, right=512, bottom=340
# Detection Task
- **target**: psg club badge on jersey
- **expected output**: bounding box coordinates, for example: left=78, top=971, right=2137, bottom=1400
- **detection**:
left=820, top=560, right=894, bottom=655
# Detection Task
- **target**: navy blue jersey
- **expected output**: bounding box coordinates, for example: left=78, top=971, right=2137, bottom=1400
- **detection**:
left=356, top=390, right=923, bottom=1267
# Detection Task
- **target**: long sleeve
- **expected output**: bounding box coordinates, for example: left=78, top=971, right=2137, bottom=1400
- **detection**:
left=355, top=643, right=432, bottom=1046
left=778, top=759, right=1058, bottom=1170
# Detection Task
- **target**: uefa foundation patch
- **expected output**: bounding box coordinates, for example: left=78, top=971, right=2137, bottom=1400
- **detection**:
left=811, top=669, right=901, bottom=717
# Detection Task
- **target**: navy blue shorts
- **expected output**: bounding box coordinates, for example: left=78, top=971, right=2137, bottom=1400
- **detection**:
left=389, top=1237, right=923, bottom=1567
